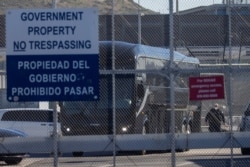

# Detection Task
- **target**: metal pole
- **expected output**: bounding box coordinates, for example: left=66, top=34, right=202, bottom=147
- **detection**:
left=52, top=1, right=58, bottom=167
left=52, top=0, right=57, bottom=8
left=53, top=108, right=58, bottom=167
left=138, top=0, right=141, bottom=44
left=176, top=0, right=179, bottom=15
left=112, top=0, right=116, bottom=166
left=169, top=0, right=176, bottom=167
left=227, top=1, right=234, bottom=167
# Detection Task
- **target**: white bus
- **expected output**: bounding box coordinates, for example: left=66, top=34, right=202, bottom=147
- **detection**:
left=59, top=41, right=200, bottom=136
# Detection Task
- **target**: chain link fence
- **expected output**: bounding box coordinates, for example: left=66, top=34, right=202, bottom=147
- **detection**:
left=0, top=0, right=250, bottom=166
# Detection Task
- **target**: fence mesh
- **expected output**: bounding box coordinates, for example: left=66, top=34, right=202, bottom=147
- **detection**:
left=0, top=0, right=250, bottom=167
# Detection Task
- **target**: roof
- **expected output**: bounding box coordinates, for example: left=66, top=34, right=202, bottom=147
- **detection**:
left=100, top=41, right=200, bottom=64
left=178, top=4, right=250, bottom=15
left=135, top=43, right=199, bottom=64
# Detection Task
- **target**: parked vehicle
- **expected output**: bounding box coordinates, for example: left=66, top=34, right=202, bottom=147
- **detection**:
left=0, top=128, right=28, bottom=165
left=239, top=103, right=250, bottom=155
left=0, top=108, right=61, bottom=137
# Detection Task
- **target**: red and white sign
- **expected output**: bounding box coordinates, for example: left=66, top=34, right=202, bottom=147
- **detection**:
left=189, top=75, right=225, bottom=101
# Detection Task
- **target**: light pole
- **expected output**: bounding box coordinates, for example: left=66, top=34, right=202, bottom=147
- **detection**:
left=138, top=0, right=141, bottom=44
left=176, top=0, right=179, bottom=15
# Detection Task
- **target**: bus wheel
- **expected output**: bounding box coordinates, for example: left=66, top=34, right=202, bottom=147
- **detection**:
left=141, top=125, right=148, bottom=155
left=72, top=152, right=84, bottom=157
left=4, top=158, right=22, bottom=165
left=241, top=148, right=250, bottom=155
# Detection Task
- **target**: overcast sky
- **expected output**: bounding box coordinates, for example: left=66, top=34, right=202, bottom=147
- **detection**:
left=132, top=0, right=224, bottom=13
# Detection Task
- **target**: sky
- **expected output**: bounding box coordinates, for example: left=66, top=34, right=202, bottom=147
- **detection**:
left=132, top=0, right=226, bottom=13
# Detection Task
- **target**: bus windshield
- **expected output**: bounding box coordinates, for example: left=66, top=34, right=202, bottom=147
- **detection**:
left=62, top=75, right=135, bottom=115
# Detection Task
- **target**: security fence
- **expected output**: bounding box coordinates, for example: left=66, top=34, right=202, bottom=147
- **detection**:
left=0, top=0, right=250, bottom=167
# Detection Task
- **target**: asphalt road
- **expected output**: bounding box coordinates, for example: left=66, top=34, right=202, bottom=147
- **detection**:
left=3, top=148, right=250, bottom=167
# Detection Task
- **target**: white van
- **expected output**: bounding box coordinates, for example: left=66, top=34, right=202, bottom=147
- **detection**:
left=0, top=108, right=61, bottom=137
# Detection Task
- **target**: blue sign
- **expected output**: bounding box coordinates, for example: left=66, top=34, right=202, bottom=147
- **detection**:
left=7, top=54, right=99, bottom=101
left=6, top=8, right=99, bottom=102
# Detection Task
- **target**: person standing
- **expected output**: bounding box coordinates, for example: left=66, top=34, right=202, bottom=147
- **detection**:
left=205, top=103, right=225, bottom=132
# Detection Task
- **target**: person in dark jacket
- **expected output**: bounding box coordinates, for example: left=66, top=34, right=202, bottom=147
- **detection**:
left=205, top=103, right=225, bottom=132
